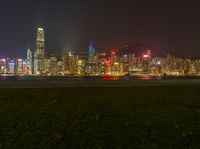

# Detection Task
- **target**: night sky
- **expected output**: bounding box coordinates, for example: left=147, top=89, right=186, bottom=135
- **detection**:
left=0, top=1, right=200, bottom=57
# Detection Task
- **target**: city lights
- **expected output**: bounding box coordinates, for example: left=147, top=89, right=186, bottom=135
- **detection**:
left=111, top=50, right=117, bottom=56
left=0, top=28, right=200, bottom=77
left=143, top=54, right=149, bottom=58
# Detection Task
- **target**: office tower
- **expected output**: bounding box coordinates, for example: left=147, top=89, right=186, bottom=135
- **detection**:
left=142, top=49, right=152, bottom=73
left=105, top=59, right=112, bottom=75
left=49, top=54, right=58, bottom=75
left=62, top=51, right=77, bottom=74
left=16, top=58, right=23, bottom=74
left=57, top=60, right=64, bottom=75
left=62, top=51, right=70, bottom=74
left=98, top=52, right=107, bottom=75
left=110, top=51, right=120, bottom=75
left=76, top=52, right=88, bottom=75
left=147, top=49, right=152, bottom=59
left=121, top=55, right=129, bottom=74
left=87, top=41, right=96, bottom=75
left=128, top=53, right=137, bottom=71
left=26, top=48, right=32, bottom=75
left=44, top=58, right=50, bottom=74
left=77, top=60, right=85, bottom=75
left=0, top=58, right=6, bottom=74
left=8, top=59, right=15, bottom=74
left=110, top=50, right=118, bottom=63
left=34, top=28, right=45, bottom=75
left=88, top=41, right=96, bottom=63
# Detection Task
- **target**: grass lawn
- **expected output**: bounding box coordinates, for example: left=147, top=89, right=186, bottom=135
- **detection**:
left=1, top=86, right=200, bottom=148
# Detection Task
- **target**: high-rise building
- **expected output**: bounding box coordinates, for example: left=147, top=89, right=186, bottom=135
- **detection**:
left=76, top=52, right=88, bottom=75
left=44, top=58, right=50, bottom=74
left=34, top=28, right=45, bottom=75
left=147, top=49, right=152, bottom=60
left=0, top=58, right=6, bottom=74
left=88, top=41, right=96, bottom=63
left=8, top=59, right=15, bottom=74
left=121, top=55, right=129, bottom=74
left=97, top=52, right=107, bottom=75
left=16, top=58, right=24, bottom=75
left=57, top=60, right=64, bottom=75
left=26, top=48, right=32, bottom=75
left=87, top=41, right=97, bottom=75
left=49, top=54, right=58, bottom=75
left=62, top=51, right=77, bottom=74
left=142, top=49, right=152, bottom=73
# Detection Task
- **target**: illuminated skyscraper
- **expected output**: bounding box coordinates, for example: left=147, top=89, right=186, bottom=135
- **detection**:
left=88, top=41, right=96, bottom=63
left=62, top=51, right=77, bottom=74
left=121, top=54, right=129, bottom=74
left=16, top=58, right=26, bottom=75
left=34, top=28, right=45, bottom=75
left=0, top=58, right=6, bottom=74
left=142, top=49, right=152, bottom=73
left=26, top=48, right=32, bottom=74
left=8, top=59, right=15, bottom=74
left=49, top=54, right=58, bottom=75
left=87, top=41, right=97, bottom=75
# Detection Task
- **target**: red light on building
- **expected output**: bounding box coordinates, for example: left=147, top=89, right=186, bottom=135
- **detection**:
left=111, top=50, right=116, bottom=56
left=143, top=54, right=149, bottom=58
left=0, top=58, right=6, bottom=62
left=105, top=60, right=111, bottom=65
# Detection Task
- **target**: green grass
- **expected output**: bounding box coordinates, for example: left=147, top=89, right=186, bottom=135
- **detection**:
left=1, top=86, right=200, bottom=148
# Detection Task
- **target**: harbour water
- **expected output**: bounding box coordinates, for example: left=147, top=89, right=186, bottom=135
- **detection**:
left=0, top=75, right=200, bottom=88
left=0, top=75, right=200, bottom=81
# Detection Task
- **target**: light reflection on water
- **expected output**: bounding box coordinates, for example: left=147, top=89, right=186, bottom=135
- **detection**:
left=0, top=76, right=20, bottom=81
left=0, top=76, right=161, bottom=81
left=103, top=76, right=121, bottom=81
left=139, top=76, right=155, bottom=81
left=0, top=75, right=199, bottom=81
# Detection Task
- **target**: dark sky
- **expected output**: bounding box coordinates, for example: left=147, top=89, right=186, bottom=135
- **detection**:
left=0, top=0, right=200, bottom=57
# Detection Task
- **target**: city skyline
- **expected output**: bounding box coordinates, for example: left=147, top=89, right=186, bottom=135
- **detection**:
left=1, top=27, right=200, bottom=76
left=1, top=1, right=200, bottom=57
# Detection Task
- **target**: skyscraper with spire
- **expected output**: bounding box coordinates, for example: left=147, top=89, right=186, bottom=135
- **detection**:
left=88, top=41, right=96, bottom=63
left=87, top=41, right=97, bottom=75
left=34, top=28, right=45, bottom=75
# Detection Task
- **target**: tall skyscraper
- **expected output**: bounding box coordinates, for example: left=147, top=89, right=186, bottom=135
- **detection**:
left=88, top=41, right=96, bottom=63
left=86, top=41, right=97, bottom=75
left=26, top=48, right=32, bottom=75
left=34, top=28, right=45, bottom=75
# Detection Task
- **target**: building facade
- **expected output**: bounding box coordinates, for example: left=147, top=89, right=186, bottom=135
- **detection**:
left=34, top=28, right=45, bottom=75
